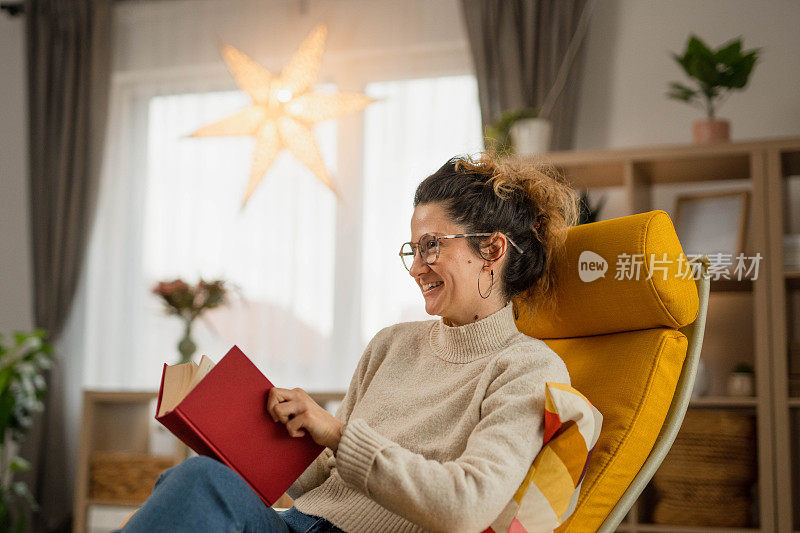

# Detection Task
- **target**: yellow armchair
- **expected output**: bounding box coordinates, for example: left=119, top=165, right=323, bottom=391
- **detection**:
left=514, top=210, right=708, bottom=532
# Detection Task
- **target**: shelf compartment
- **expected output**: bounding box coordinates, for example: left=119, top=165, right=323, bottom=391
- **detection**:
left=786, top=270, right=800, bottom=290
left=710, top=278, right=754, bottom=292
left=637, top=410, right=759, bottom=530
left=689, top=396, right=758, bottom=408
left=633, top=153, right=751, bottom=184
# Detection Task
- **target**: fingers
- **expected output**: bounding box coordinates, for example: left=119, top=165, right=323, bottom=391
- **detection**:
left=266, top=387, right=295, bottom=421
left=267, top=387, right=311, bottom=423
left=285, top=413, right=307, bottom=437
left=273, top=399, right=303, bottom=423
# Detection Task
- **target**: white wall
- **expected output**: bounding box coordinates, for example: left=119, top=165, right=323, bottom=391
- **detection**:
left=111, top=0, right=470, bottom=81
left=574, top=0, right=800, bottom=228
left=575, top=0, right=800, bottom=149
left=0, top=15, right=33, bottom=334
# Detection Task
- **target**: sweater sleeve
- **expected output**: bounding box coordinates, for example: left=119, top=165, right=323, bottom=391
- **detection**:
left=285, top=332, right=379, bottom=500
left=335, top=350, right=570, bottom=533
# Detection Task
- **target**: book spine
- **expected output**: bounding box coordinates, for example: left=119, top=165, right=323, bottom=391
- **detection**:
left=174, top=407, right=274, bottom=507
left=157, top=410, right=218, bottom=460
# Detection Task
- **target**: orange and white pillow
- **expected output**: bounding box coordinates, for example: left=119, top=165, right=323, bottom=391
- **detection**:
left=482, top=382, right=603, bottom=533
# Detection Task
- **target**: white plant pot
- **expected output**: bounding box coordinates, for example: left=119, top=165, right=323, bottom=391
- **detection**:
left=727, top=373, right=755, bottom=396
left=510, top=118, right=552, bottom=155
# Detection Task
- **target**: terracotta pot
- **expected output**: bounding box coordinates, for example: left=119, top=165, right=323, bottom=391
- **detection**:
left=693, top=118, right=730, bottom=144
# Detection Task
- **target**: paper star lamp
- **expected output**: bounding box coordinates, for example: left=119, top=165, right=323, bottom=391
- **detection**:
left=189, top=25, right=375, bottom=207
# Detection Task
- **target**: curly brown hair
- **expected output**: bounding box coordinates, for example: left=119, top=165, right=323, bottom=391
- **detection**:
left=414, top=151, right=579, bottom=315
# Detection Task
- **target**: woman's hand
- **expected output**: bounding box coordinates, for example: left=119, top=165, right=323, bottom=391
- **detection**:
left=266, top=387, right=344, bottom=452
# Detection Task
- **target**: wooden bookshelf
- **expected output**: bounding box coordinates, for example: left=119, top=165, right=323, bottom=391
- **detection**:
left=764, top=139, right=800, bottom=533
left=515, top=136, right=800, bottom=532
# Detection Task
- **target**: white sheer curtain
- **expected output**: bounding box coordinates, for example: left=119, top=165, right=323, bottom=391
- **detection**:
left=360, top=76, right=484, bottom=345
left=81, top=80, right=338, bottom=391
left=59, top=0, right=479, bottom=396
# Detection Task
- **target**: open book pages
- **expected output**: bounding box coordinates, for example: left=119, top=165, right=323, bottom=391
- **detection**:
left=157, top=355, right=216, bottom=417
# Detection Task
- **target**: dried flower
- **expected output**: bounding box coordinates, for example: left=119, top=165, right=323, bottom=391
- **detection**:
left=152, top=278, right=228, bottom=322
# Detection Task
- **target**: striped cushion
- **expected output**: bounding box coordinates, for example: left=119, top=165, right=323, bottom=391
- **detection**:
left=482, top=383, right=602, bottom=533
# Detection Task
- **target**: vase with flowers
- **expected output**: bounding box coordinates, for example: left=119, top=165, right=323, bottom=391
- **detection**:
left=152, top=279, right=228, bottom=364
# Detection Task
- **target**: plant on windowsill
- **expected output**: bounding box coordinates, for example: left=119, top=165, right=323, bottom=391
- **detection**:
left=152, top=279, right=229, bottom=364
left=0, top=329, right=53, bottom=532
left=486, top=1, right=596, bottom=156
left=484, top=107, right=541, bottom=155
left=667, top=34, right=760, bottom=144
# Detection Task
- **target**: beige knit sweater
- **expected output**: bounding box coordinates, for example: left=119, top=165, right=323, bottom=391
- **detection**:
left=286, top=300, right=571, bottom=533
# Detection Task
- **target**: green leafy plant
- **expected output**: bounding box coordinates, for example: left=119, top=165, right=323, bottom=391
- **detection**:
left=0, top=329, right=53, bottom=532
left=732, top=362, right=754, bottom=374
left=577, top=189, right=606, bottom=225
left=667, top=35, right=760, bottom=118
left=484, top=107, right=539, bottom=155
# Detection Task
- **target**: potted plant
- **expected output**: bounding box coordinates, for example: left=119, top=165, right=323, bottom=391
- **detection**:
left=0, top=329, right=53, bottom=532
left=486, top=1, right=595, bottom=156
left=667, top=35, right=760, bottom=144
left=152, top=278, right=229, bottom=364
left=727, top=362, right=755, bottom=397
left=485, top=107, right=542, bottom=155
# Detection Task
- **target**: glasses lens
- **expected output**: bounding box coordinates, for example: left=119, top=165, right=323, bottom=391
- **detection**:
left=419, top=234, right=438, bottom=264
left=400, top=242, right=415, bottom=271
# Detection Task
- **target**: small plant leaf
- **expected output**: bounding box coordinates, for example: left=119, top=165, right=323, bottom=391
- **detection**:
left=9, top=456, right=30, bottom=473
left=714, top=39, right=742, bottom=64
left=728, top=52, right=759, bottom=88
left=666, top=82, right=697, bottom=102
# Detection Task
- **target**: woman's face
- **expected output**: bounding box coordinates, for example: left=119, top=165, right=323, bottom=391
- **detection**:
left=408, top=202, right=506, bottom=325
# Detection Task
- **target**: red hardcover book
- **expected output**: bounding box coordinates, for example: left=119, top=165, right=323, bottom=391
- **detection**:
left=155, top=345, right=326, bottom=506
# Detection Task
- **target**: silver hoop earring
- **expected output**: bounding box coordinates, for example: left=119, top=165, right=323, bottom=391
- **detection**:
left=478, top=268, right=494, bottom=299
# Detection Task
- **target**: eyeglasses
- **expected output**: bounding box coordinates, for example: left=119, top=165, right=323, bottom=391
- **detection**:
left=399, top=233, right=524, bottom=271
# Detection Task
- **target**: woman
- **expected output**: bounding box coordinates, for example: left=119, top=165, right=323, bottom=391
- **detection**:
left=117, top=152, right=579, bottom=533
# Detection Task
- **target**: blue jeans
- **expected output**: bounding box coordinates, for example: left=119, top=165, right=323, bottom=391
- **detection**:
left=114, top=455, right=346, bottom=533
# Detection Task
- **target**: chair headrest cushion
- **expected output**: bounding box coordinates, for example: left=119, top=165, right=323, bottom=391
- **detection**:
left=515, top=210, right=699, bottom=339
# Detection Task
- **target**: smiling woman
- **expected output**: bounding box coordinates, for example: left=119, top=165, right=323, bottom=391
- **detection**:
left=118, top=151, right=583, bottom=533
left=409, top=152, right=580, bottom=324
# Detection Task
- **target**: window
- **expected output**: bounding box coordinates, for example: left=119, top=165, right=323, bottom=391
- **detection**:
left=83, top=88, right=338, bottom=390
left=80, top=74, right=482, bottom=392
left=360, top=75, right=484, bottom=345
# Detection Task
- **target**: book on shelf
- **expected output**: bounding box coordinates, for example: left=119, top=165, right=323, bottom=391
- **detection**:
left=155, top=345, right=326, bottom=506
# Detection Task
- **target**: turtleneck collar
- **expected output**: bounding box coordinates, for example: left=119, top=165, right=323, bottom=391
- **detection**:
left=428, top=300, right=519, bottom=363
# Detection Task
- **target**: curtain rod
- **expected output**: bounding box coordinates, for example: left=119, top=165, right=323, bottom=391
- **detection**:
left=0, top=1, right=23, bottom=16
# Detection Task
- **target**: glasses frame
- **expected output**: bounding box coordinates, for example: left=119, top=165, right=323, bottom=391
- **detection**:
left=399, top=232, right=524, bottom=271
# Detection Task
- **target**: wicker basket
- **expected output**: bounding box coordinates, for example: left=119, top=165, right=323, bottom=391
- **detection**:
left=651, top=410, right=757, bottom=527
left=90, top=452, right=178, bottom=502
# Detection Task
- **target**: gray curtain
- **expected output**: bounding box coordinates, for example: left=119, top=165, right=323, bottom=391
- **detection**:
left=460, top=0, right=590, bottom=151
left=23, top=0, right=111, bottom=530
